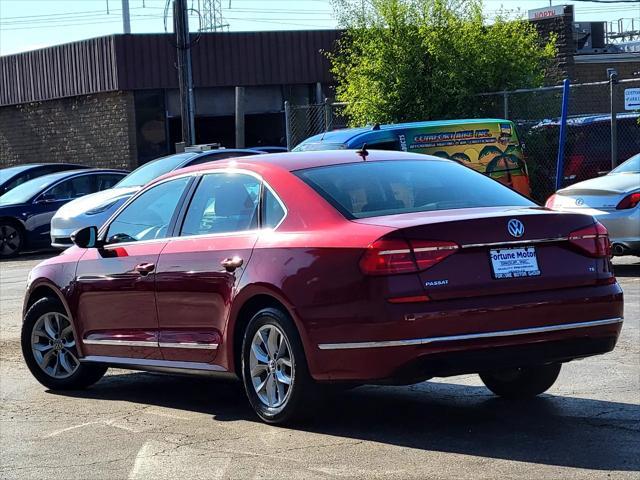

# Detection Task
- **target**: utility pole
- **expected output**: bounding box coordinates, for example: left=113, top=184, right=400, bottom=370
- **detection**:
left=174, top=0, right=196, bottom=147
left=122, top=0, right=131, bottom=33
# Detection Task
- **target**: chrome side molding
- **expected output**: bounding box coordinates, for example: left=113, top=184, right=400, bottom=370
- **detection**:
left=83, top=339, right=157, bottom=348
left=80, top=355, right=234, bottom=378
left=317, top=317, right=623, bottom=350
left=158, top=342, right=218, bottom=350
left=83, top=339, right=218, bottom=350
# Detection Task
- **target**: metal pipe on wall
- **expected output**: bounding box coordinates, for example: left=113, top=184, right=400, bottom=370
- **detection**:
left=235, top=87, right=245, bottom=148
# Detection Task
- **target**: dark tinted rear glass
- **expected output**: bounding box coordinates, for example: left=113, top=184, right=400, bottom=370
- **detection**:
left=295, top=160, right=534, bottom=219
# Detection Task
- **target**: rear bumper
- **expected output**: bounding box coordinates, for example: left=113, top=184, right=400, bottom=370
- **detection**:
left=394, top=334, right=619, bottom=381
left=305, top=283, right=623, bottom=382
left=592, top=209, right=640, bottom=254
left=312, top=318, right=622, bottom=383
left=554, top=206, right=639, bottom=253
left=317, top=317, right=622, bottom=350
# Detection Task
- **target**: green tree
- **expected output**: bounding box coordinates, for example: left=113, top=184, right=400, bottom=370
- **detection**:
left=329, top=0, right=557, bottom=126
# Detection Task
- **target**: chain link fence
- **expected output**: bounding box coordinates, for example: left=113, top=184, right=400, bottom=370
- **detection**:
left=284, top=100, right=348, bottom=151
left=476, top=78, right=640, bottom=202
left=285, top=79, right=640, bottom=203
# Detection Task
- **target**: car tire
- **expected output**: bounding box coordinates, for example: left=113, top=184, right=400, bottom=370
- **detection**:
left=0, top=221, right=23, bottom=258
left=241, top=307, right=314, bottom=424
left=21, top=297, right=107, bottom=390
left=480, top=363, right=561, bottom=398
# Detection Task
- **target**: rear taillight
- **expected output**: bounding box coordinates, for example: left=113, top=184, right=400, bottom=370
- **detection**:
left=360, top=238, right=459, bottom=275
left=411, top=240, right=459, bottom=270
left=616, top=192, right=640, bottom=210
left=568, top=222, right=610, bottom=258
left=545, top=194, right=557, bottom=208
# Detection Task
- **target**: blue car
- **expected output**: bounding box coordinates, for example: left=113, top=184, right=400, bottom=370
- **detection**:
left=0, top=163, right=87, bottom=196
left=0, top=169, right=127, bottom=257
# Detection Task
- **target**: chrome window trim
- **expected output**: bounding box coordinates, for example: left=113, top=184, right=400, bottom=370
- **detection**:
left=461, top=237, right=568, bottom=249
left=98, top=175, right=193, bottom=246
left=82, top=339, right=158, bottom=348
left=261, top=181, right=288, bottom=231
left=158, top=342, right=218, bottom=350
left=317, top=317, right=623, bottom=350
left=97, top=168, right=288, bottom=249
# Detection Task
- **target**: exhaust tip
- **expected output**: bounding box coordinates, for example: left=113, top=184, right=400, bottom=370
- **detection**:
left=611, top=243, right=627, bottom=256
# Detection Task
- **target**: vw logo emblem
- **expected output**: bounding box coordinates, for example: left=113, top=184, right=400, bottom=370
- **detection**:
left=507, top=219, right=525, bottom=238
left=575, top=198, right=584, bottom=206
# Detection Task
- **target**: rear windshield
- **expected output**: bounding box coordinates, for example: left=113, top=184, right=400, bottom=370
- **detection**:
left=115, top=153, right=196, bottom=188
left=293, top=142, right=346, bottom=152
left=295, top=160, right=534, bottom=219
left=610, top=154, right=639, bottom=174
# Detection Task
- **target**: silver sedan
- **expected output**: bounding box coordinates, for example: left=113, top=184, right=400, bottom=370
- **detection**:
left=546, top=154, right=639, bottom=256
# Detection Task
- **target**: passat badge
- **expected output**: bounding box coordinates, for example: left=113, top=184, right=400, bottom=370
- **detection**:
left=507, top=219, right=524, bottom=238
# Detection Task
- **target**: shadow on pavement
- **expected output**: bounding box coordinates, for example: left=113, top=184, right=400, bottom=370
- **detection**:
left=613, top=262, right=640, bottom=278
left=52, top=371, right=640, bottom=472
left=0, top=250, right=58, bottom=263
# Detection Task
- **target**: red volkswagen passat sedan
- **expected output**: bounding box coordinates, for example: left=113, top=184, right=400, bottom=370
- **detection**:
left=22, top=150, right=623, bottom=424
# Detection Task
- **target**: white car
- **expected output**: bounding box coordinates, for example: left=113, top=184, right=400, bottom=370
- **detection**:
left=50, top=149, right=265, bottom=248
left=546, top=154, right=639, bottom=256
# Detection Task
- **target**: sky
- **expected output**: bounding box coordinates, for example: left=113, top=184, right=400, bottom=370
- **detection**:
left=0, top=0, right=639, bottom=56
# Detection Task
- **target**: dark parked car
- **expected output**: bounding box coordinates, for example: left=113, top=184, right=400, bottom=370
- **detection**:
left=531, top=113, right=640, bottom=184
left=22, top=151, right=622, bottom=424
left=0, top=169, right=127, bottom=257
left=0, top=163, right=86, bottom=196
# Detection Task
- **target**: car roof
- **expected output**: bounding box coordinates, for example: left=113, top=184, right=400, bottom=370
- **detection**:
left=32, top=168, right=127, bottom=184
left=156, top=149, right=448, bottom=183
left=300, top=118, right=512, bottom=144
left=195, top=148, right=264, bottom=157
left=162, top=149, right=264, bottom=168
left=535, top=112, right=639, bottom=127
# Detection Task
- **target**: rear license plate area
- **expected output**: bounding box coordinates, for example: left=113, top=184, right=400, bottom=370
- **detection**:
left=490, top=247, right=541, bottom=279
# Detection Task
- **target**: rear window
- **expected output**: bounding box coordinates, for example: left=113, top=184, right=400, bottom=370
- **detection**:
left=295, top=160, right=534, bottom=219
left=293, top=142, right=346, bottom=152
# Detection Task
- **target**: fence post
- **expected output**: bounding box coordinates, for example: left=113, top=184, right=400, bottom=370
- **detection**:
left=284, top=101, right=292, bottom=151
left=502, top=91, right=509, bottom=119
left=555, top=78, right=571, bottom=191
left=324, top=98, right=331, bottom=131
left=609, top=69, right=619, bottom=169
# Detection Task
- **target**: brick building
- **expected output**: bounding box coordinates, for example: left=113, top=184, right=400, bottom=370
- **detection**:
left=532, top=5, right=640, bottom=115
left=0, top=31, right=338, bottom=169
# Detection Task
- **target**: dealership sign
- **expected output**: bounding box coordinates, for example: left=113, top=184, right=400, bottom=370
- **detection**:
left=528, top=5, right=568, bottom=21
left=624, top=88, right=640, bottom=111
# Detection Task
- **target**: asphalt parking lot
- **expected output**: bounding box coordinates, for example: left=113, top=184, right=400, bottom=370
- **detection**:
left=1, top=253, right=638, bottom=479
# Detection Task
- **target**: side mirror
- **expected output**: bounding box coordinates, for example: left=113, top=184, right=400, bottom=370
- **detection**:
left=70, top=226, right=100, bottom=249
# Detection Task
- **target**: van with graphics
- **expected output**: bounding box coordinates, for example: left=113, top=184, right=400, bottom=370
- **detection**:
left=294, top=118, right=531, bottom=197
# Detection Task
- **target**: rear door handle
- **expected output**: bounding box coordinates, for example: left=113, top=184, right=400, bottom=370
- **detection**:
left=135, top=263, right=155, bottom=275
left=221, top=256, right=243, bottom=272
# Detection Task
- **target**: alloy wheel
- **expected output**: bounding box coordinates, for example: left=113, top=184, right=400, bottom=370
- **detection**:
left=31, top=312, right=80, bottom=379
left=0, top=224, right=20, bottom=256
left=249, top=324, right=294, bottom=409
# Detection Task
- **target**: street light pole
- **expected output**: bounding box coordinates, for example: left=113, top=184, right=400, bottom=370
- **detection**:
left=608, top=68, right=618, bottom=169
left=174, top=0, right=196, bottom=147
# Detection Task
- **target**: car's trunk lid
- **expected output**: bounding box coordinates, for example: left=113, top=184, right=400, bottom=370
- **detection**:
left=354, top=207, right=612, bottom=300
